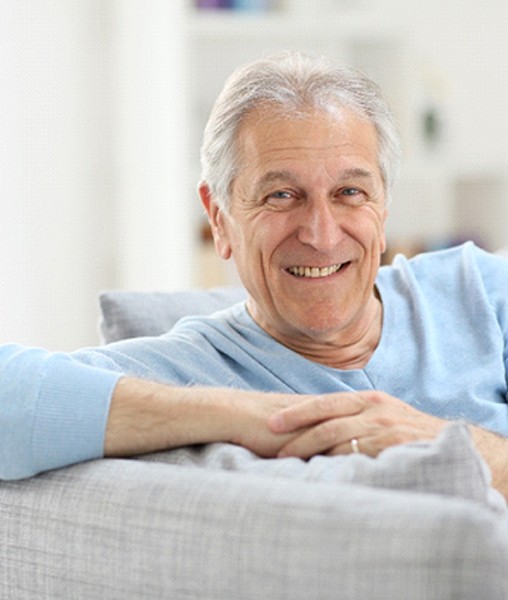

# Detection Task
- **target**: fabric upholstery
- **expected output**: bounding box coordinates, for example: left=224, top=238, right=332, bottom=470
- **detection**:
left=99, top=287, right=246, bottom=343
left=1, top=432, right=508, bottom=599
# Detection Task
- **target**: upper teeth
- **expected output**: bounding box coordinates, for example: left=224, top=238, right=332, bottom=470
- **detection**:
left=287, top=264, right=343, bottom=278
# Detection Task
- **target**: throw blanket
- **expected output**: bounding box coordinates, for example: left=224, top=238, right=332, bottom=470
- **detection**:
left=138, top=421, right=506, bottom=514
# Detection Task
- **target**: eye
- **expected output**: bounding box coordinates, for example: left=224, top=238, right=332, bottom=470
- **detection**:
left=341, top=187, right=361, bottom=196
left=270, top=190, right=292, bottom=199
left=338, top=187, right=367, bottom=206
left=264, top=189, right=298, bottom=209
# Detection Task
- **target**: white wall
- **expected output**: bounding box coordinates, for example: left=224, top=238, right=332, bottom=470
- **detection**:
left=0, top=1, right=117, bottom=350
left=0, top=0, right=191, bottom=350
left=114, top=0, right=194, bottom=293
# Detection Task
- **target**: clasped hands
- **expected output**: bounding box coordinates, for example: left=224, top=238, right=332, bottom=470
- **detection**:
left=236, top=390, right=446, bottom=460
left=107, top=379, right=508, bottom=500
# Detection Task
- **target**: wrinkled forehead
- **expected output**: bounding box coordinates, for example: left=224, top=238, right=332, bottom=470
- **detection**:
left=234, top=105, right=380, bottom=166
left=236, top=102, right=377, bottom=147
left=237, top=101, right=367, bottom=132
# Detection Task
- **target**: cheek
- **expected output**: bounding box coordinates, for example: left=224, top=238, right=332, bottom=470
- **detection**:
left=358, top=207, right=387, bottom=248
left=237, top=216, right=286, bottom=255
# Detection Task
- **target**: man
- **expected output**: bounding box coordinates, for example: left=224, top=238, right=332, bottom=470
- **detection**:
left=1, top=52, right=508, bottom=500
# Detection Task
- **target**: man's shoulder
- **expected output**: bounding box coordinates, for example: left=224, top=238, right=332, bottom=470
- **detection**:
left=383, top=241, right=501, bottom=276
left=378, top=241, right=508, bottom=299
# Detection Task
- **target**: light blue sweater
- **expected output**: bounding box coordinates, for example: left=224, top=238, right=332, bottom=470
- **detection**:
left=2, top=242, right=508, bottom=479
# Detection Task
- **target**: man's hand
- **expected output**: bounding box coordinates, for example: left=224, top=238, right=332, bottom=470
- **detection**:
left=268, top=390, right=447, bottom=458
left=268, top=389, right=508, bottom=502
left=104, top=377, right=301, bottom=459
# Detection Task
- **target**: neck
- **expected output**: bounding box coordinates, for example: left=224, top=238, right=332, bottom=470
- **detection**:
left=255, top=294, right=384, bottom=370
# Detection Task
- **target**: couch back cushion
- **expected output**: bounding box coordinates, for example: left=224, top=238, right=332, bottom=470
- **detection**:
left=99, top=287, right=246, bottom=343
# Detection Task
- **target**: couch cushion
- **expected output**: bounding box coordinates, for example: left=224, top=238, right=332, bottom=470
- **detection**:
left=99, top=287, right=246, bottom=343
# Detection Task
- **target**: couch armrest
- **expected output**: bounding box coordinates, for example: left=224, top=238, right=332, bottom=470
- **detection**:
left=1, top=457, right=508, bottom=599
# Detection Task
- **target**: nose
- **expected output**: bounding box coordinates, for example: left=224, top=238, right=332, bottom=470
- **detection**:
left=296, top=198, right=345, bottom=252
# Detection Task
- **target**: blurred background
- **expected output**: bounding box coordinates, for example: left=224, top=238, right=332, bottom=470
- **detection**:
left=1, top=0, right=507, bottom=349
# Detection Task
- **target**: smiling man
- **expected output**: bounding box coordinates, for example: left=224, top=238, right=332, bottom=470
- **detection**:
left=1, top=52, right=508, bottom=500
left=201, top=106, right=387, bottom=368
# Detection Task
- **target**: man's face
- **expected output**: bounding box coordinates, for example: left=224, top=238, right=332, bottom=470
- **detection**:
left=201, top=107, right=387, bottom=350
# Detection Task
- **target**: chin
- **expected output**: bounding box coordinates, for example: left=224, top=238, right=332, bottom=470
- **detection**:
left=287, top=316, right=348, bottom=342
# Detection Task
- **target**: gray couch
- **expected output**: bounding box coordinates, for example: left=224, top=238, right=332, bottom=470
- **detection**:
left=2, top=287, right=508, bottom=599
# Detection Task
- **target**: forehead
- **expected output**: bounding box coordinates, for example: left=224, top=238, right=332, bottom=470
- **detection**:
left=235, top=106, right=379, bottom=168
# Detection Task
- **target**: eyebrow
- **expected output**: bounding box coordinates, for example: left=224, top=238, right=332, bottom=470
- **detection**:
left=336, top=167, right=376, bottom=181
left=257, top=170, right=297, bottom=187
left=255, top=167, right=375, bottom=192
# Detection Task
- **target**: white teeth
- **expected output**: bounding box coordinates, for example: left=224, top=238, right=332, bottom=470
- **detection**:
left=287, top=264, right=343, bottom=278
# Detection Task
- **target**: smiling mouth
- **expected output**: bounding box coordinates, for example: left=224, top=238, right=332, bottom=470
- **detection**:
left=286, top=262, right=350, bottom=279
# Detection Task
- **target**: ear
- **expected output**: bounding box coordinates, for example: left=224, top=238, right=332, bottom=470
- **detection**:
left=199, top=182, right=232, bottom=260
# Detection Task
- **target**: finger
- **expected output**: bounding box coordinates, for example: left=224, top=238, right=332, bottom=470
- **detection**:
left=325, top=435, right=376, bottom=458
left=277, top=416, right=360, bottom=459
left=268, top=392, right=365, bottom=434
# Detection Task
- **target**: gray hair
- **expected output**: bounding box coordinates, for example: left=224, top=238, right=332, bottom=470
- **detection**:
left=200, top=51, right=401, bottom=210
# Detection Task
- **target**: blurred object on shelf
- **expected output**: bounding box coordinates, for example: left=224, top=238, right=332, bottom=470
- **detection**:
left=421, top=105, right=443, bottom=148
left=382, top=234, right=489, bottom=266
left=195, top=0, right=279, bottom=11
left=382, top=241, right=426, bottom=265
left=199, top=220, right=214, bottom=243
left=232, top=0, right=272, bottom=11
left=417, top=61, right=449, bottom=154
left=195, top=0, right=230, bottom=9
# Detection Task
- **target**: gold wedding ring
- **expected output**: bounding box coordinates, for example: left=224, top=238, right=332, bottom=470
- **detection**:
left=350, top=438, right=360, bottom=454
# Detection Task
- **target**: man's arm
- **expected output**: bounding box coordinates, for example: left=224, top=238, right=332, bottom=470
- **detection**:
left=470, top=426, right=508, bottom=500
left=0, top=344, right=120, bottom=480
left=104, top=377, right=300, bottom=459
left=0, top=339, right=299, bottom=479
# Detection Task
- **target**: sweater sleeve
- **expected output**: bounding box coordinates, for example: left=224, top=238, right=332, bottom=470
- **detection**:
left=0, top=344, right=121, bottom=480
